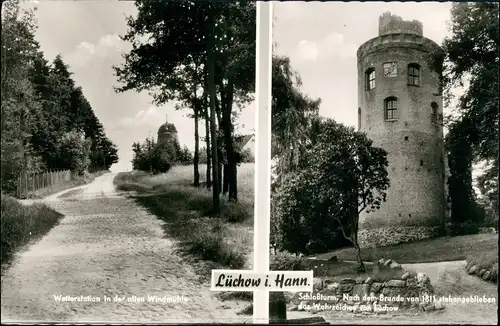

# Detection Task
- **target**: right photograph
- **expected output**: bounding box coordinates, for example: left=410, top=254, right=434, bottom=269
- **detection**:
left=270, top=1, right=498, bottom=324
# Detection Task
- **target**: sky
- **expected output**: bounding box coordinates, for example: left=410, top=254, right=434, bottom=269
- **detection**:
left=19, top=0, right=255, bottom=173
left=273, top=1, right=454, bottom=128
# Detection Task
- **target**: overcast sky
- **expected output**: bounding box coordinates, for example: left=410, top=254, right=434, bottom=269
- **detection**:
left=20, top=0, right=255, bottom=172
left=273, top=1, right=453, bottom=127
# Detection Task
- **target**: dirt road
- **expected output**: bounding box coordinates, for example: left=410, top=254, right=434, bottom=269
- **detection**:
left=1, top=173, right=249, bottom=323
left=288, top=260, right=498, bottom=324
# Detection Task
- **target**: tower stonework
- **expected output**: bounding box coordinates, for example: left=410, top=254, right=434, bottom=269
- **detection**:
left=357, top=12, right=446, bottom=248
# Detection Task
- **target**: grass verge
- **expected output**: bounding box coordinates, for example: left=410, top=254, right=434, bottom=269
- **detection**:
left=1, top=195, right=64, bottom=268
left=26, top=170, right=109, bottom=199
left=113, top=164, right=254, bottom=275
left=314, top=233, right=498, bottom=264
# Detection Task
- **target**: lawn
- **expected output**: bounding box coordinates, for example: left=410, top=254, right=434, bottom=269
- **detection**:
left=0, top=195, right=64, bottom=269
left=113, top=163, right=254, bottom=273
left=314, top=233, right=498, bottom=264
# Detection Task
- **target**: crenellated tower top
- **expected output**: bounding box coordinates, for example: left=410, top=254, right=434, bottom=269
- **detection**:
left=379, top=12, right=423, bottom=36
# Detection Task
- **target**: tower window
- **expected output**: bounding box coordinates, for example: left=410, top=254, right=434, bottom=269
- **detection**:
left=408, top=63, right=420, bottom=86
left=365, top=68, right=375, bottom=90
left=384, top=97, right=398, bottom=120
left=431, top=102, right=438, bottom=124
left=404, top=136, right=409, bottom=141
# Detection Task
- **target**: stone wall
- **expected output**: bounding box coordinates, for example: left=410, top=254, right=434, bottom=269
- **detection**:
left=288, top=258, right=444, bottom=314
left=358, top=226, right=441, bottom=248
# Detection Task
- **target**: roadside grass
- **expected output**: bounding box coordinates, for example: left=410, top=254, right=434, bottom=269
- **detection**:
left=27, top=170, right=109, bottom=199
left=0, top=195, right=64, bottom=269
left=313, top=233, right=498, bottom=264
left=113, top=163, right=254, bottom=272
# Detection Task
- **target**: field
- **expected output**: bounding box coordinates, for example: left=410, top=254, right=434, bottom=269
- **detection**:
left=113, top=163, right=255, bottom=274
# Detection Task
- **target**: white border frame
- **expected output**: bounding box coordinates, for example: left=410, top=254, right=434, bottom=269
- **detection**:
left=254, top=1, right=273, bottom=324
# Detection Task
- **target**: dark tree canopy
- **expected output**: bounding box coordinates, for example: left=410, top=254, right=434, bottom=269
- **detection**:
left=1, top=0, right=118, bottom=193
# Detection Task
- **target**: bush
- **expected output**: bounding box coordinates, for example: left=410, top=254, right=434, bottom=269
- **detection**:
left=270, top=251, right=308, bottom=271
left=272, top=120, right=389, bottom=256
left=451, top=221, right=481, bottom=236
left=1, top=195, right=63, bottom=264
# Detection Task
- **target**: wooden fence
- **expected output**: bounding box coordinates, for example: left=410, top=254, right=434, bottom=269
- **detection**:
left=16, top=169, right=72, bottom=199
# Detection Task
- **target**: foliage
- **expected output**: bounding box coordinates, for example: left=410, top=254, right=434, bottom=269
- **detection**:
left=178, top=146, right=193, bottom=165
left=1, top=0, right=118, bottom=195
left=132, top=138, right=173, bottom=175
left=440, top=2, right=499, bottom=229
left=274, top=119, right=389, bottom=268
left=59, top=131, right=92, bottom=176
left=239, top=148, right=254, bottom=163
left=269, top=251, right=308, bottom=271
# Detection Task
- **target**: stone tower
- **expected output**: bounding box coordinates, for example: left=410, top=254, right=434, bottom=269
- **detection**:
left=357, top=12, right=446, bottom=248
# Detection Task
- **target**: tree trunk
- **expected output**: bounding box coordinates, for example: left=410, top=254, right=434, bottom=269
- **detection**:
left=203, top=76, right=212, bottom=190
left=205, top=111, right=212, bottom=189
left=218, top=162, right=223, bottom=196
left=351, top=210, right=365, bottom=273
left=221, top=79, right=238, bottom=201
left=207, top=6, right=220, bottom=215
left=223, top=164, right=229, bottom=195
left=193, top=105, right=200, bottom=187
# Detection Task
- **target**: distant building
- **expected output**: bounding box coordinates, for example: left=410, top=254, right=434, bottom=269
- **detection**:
left=357, top=12, right=447, bottom=248
left=236, top=134, right=255, bottom=158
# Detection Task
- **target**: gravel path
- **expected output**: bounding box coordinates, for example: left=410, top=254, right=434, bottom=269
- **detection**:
left=1, top=173, right=250, bottom=323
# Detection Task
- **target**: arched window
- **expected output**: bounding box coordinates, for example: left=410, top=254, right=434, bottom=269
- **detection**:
left=365, top=68, right=375, bottom=90
left=358, top=107, right=361, bottom=130
left=408, top=63, right=420, bottom=86
left=384, top=97, right=398, bottom=120
left=431, top=102, right=438, bottom=124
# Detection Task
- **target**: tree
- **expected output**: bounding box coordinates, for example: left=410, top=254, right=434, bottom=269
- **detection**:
left=114, top=0, right=255, bottom=207
left=439, top=3, right=499, bottom=229
left=1, top=0, right=44, bottom=192
left=270, top=55, right=322, bottom=252
left=178, top=146, right=193, bottom=165
left=59, top=131, right=92, bottom=176
left=114, top=0, right=221, bottom=212
left=274, top=119, right=389, bottom=272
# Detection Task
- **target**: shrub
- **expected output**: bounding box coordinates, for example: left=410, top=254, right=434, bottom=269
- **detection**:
left=270, top=251, right=308, bottom=271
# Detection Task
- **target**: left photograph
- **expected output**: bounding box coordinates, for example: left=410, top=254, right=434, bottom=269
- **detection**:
left=1, top=0, right=255, bottom=323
